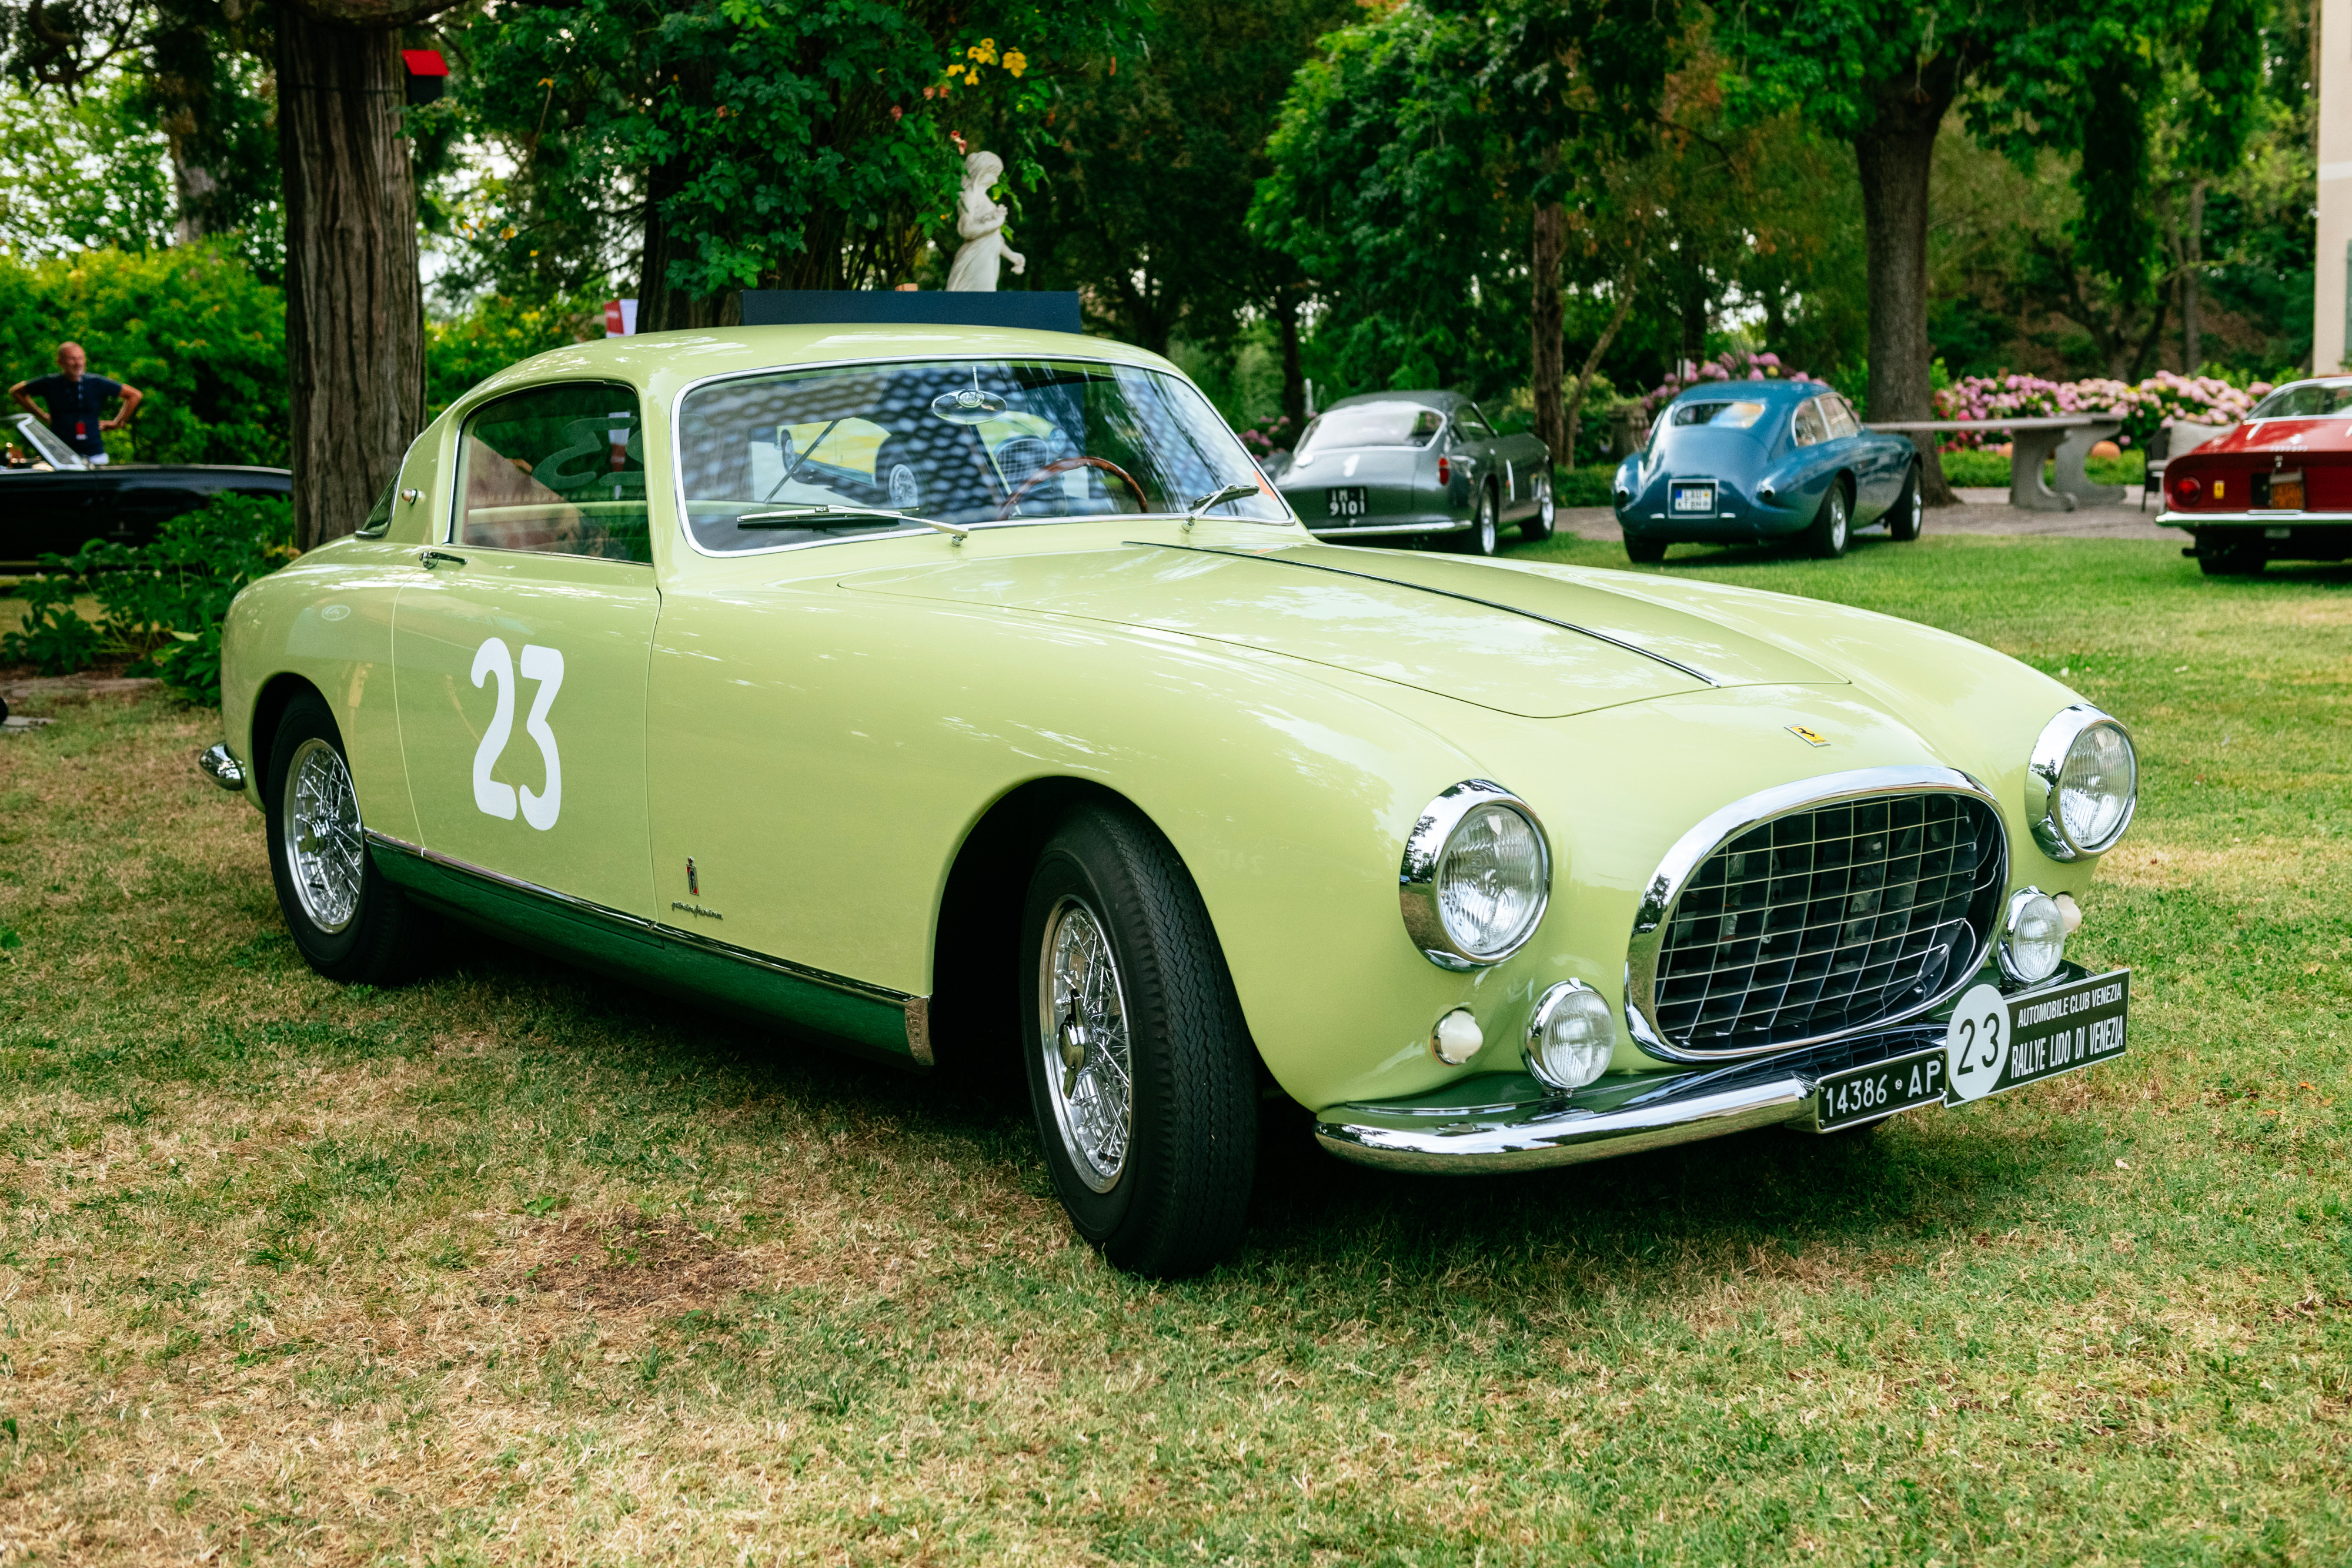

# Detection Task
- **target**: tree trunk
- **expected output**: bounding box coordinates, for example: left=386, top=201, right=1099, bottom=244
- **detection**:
left=639, top=158, right=737, bottom=332
left=1853, top=54, right=1961, bottom=504
left=1275, top=285, right=1305, bottom=440
left=1530, top=202, right=1566, bottom=461
left=276, top=6, right=425, bottom=551
left=1565, top=278, right=1637, bottom=477
left=2182, top=181, right=2205, bottom=371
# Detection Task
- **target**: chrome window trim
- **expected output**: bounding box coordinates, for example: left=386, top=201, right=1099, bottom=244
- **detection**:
left=1398, top=780, right=1552, bottom=970
left=665, top=352, right=1295, bottom=560
left=2025, top=703, right=2137, bottom=862
left=446, top=376, right=649, bottom=549
left=1623, top=764, right=2009, bottom=1063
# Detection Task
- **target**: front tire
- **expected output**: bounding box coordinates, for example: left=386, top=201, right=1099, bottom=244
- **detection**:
left=1521, top=470, right=1556, bottom=542
left=1803, top=480, right=1852, bottom=559
left=1887, top=464, right=1923, bottom=541
left=264, top=693, right=429, bottom=984
left=1020, top=803, right=1258, bottom=1278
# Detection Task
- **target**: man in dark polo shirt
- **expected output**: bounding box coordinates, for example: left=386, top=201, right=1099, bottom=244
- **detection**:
left=9, top=342, right=143, bottom=465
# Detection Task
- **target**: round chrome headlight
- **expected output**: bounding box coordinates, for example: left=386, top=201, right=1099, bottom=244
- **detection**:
left=2027, top=706, right=2137, bottom=861
left=1399, top=781, right=1551, bottom=968
left=1525, top=981, right=1613, bottom=1092
left=1999, top=886, right=2067, bottom=984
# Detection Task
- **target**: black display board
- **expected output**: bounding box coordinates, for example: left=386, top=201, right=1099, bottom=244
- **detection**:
left=739, top=291, right=1082, bottom=333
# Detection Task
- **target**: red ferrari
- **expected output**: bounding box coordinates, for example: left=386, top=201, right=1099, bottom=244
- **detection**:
left=2158, top=377, right=2352, bottom=576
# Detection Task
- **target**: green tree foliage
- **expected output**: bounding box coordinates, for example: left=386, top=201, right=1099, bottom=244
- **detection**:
left=0, top=489, right=295, bottom=701
left=1250, top=5, right=1523, bottom=398
left=0, top=70, right=173, bottom=255
left=1013, top=0, right=1352, bottom=357
left=0, top=242, right=285, bottom=463
left=455, top=0, right=1141, bottom=320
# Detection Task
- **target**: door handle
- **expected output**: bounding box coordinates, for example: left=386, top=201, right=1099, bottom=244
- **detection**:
left=417, top=549, right=466, bottom=570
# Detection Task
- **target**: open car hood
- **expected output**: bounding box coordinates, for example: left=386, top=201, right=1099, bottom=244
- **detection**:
left=837, top=540, right=1845, bottom=719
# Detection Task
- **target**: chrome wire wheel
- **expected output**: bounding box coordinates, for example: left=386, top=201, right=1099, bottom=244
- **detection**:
left=1037, top=895, right=1135, bottom=1192
left=282, top=737, right=365, bottom=933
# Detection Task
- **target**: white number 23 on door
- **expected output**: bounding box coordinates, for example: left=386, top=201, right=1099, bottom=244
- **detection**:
left=470, top=637, right=563, bottom=830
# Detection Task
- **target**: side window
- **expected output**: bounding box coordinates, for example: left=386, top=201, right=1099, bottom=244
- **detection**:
left=1454, top=404, right=1495, bottom=440
left=456, top=382, right=650, bottom=563
left=1792, top=399, right=1829, bottom=448
left=1824, top=397, right=1861, bottom=440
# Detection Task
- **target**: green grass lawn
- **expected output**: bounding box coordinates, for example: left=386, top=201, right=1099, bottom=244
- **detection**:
left=1, top=537, right=2347, bottom=1563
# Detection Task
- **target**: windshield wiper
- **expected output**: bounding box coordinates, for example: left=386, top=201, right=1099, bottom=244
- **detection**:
left=1182, top=481, right=1261, bottom=531
left=734, top=504, right=971, bottom=544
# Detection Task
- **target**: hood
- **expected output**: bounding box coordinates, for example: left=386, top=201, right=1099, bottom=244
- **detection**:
left=836, top=540, right=1843, bottom=719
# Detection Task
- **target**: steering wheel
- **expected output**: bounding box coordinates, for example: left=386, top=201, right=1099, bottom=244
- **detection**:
left=997, top=455, right=1151, bottom=520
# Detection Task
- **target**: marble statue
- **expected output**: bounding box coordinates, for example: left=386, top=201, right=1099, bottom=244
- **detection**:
left=945, top=152, right=1026, bottom=292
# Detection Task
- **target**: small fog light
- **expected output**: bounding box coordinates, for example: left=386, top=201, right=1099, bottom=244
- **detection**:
left=1525, top=981, right=1614, bottom=1092
left=1999, top=888, right=2066, bottom=984
left=1431, top=1007, right=1483, bottom=1066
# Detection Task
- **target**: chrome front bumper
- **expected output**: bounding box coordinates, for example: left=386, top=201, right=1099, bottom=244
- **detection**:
left=1314, top=989, right=2049, bottom=1174
left=196, top=743, right=247, bottom=791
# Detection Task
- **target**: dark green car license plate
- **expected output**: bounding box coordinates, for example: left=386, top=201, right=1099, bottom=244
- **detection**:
left=1325, top=486, right=1369, bottom=519
left=1815, top=1047, right=1949, bottom=1131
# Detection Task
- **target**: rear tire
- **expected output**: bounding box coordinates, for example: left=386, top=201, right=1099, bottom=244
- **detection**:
left=1020, top=803, right=1258, bottom=1278
left=263, top=693, right=430, bottom=984
left=1454, top=487, right=1499, bottom=556
left=1803, top=480, right=1852, bottom=559
left=1623, top=534, right=1668, bottom=564
left=1887, top=465, right=1923, bottom=541
left=1520, top=471, right=1555, bottom=542
left=2198, top=544, right=2266, bottom=576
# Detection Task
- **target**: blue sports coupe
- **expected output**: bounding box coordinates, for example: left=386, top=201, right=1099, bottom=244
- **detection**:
left=1612, top=380, right=1922, bottom=561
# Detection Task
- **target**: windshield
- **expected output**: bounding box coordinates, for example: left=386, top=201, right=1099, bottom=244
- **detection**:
left=1295, top=402, right=1445, bottom=456
left=2246, top=380, right=2352, bottom=420
left=8, top=412, right=84, bottom=470
left=676, top=358, right=1285, bottom=553
left=1670, top=400, right=1767, bottom=430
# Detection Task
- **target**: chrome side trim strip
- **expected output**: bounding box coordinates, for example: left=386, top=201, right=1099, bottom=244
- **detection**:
left=1316, top=1076, right=1809, bottom=1174
left=1137, top=541, right=1723, bottom=686
left=1623, top=765, right=2009, bottom=1063
left=362, top=830, right=932, bottom=1039
left=196, top=743, right=248, bottom=791
left=1304, top=519, right=1474, bottom=537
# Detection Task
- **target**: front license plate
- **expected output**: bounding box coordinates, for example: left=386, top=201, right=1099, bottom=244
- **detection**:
left=1671, top=482, right=1716, bottom=514
left=1815, top=1047, right=1950, bottom=1132
left=1325, top=486, right=1369, bottom=519
left=1944, top=968, right=2130, bottom=1106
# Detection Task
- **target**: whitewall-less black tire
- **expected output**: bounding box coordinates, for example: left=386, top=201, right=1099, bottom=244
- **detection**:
left=263, top=693, right=429, bottom=984
left=1020, top=803, right=1257, bottom=1277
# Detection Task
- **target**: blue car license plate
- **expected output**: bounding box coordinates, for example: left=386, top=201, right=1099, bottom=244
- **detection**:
left=1671, top=482, right=1716, bottom=514
left=1325, top=486, right=1368, bottom=519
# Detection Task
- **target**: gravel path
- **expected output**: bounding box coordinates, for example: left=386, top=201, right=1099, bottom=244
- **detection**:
left=1555, top=487, right=2179, bottom=548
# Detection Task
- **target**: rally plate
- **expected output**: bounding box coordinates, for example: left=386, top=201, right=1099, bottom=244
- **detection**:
left=1944, top=968, right=2130, bottom=1105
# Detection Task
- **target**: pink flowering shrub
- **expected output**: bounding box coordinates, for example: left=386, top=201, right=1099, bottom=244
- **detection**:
left=1237, top=413, right=1298, bottom=456
left=1931, top=372, right=2272, bottom=451
left=1636, top=351, right=1818, bottom=421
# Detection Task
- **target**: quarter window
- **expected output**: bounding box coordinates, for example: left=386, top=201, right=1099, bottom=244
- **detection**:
left=1792, top=399, right=1830, bottom=447
left=1823, top=396, right=1861, bottom=440
left=456, top=382, right=651, bottom=562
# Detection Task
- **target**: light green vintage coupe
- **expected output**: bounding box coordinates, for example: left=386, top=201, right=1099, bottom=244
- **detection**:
left=203, top=325, right=2139, bottom=1276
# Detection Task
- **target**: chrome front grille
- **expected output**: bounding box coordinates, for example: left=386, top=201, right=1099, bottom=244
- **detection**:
left=1646, top=790, right=2005, bottom=1056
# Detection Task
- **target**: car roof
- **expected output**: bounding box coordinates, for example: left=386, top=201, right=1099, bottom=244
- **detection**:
left=1669, top=380, right=1825, bottom=405
left=1321, top=390, right=1459, bottom=414
left=466, top=324, right=1177, bottom=412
